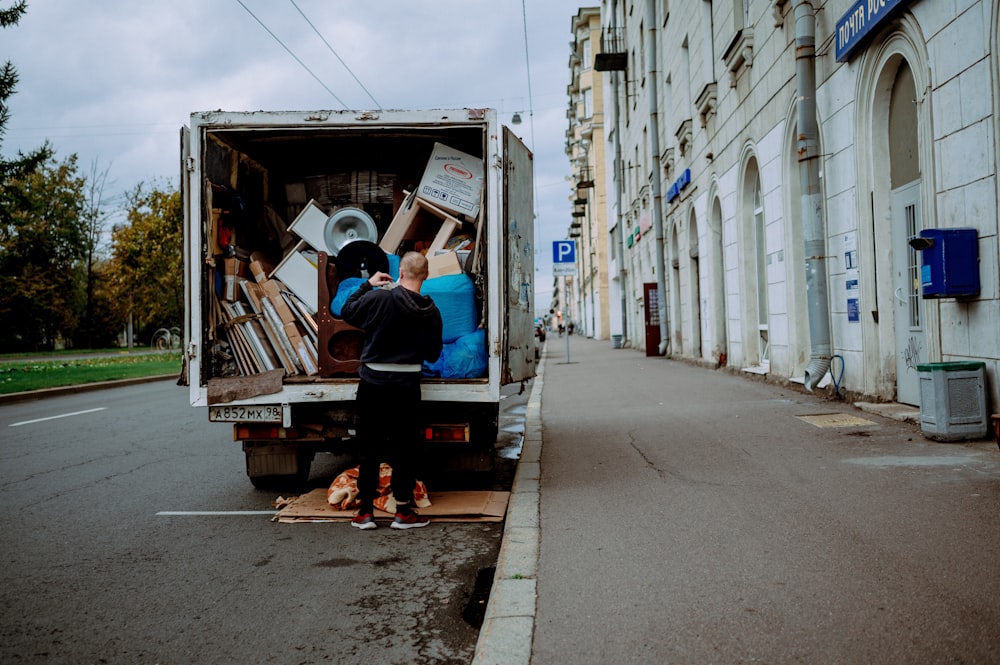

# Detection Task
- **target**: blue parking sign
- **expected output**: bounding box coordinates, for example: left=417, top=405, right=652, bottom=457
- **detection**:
left=553, top=240, right=576, bottom=263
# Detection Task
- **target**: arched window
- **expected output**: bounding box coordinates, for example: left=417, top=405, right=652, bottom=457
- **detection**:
left=753, top=170, right=768, bottom=365
left=741, top=155, right=768, bottom=369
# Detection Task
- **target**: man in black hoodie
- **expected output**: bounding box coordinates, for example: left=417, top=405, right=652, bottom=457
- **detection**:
left=340, top=251, right=443, bottom=530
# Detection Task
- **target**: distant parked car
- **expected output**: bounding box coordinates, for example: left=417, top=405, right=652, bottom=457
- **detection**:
left=534, top=319, right=546, bottom=359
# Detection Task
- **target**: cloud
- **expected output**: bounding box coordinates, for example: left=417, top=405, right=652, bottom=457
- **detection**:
left=4, top=0, right=583, bottom=302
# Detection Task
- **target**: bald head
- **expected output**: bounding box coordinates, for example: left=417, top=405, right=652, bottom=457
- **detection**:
left=398, top=251, right=429, bottom=290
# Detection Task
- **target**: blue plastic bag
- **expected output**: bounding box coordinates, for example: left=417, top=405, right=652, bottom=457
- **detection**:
left=386, top=253, right=400, bottom=280
left=421, top=273, right=476, bottom=343
left=330, top=277, right=367, bottom=317
left=423, top=329, right=487, bottom=379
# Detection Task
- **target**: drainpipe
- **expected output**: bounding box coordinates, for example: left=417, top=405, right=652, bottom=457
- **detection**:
left=795, top=0, right=832, bottom=390
left=646, top=1, right=669, bottom=354
left=609, top=0, right=628, bottom=342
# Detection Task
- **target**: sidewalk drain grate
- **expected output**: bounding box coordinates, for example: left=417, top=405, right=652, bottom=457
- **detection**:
left=796, top=413, right=877, bottom=428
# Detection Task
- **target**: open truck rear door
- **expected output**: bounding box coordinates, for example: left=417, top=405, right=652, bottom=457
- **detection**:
left=502, top=127, right=535, bottom=384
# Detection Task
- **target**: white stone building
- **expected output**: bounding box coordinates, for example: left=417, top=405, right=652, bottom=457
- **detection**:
left=592, top=0, right=1000, bottom=410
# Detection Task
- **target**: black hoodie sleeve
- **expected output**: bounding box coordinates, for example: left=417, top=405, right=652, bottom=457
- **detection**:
left=340, top=281, right=374, bottom=327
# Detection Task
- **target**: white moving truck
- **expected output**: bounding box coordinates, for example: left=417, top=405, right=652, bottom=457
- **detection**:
left=181, top=108, right=535, bottom=488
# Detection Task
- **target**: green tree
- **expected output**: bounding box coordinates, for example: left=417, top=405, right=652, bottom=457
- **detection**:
left=1, top=1, right=52, bottom=182
left=0, top=154, right=88, bottom=350
left=106, top=183, right=183, bottom=339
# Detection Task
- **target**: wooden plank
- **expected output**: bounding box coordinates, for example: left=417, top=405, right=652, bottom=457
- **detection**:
left=208, top=368, right=285, bottom=404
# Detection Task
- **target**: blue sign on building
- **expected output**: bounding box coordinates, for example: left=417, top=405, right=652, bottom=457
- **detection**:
left=667, top=168, right=691, bottom=203
left=835, top=0, right=907, bottom=62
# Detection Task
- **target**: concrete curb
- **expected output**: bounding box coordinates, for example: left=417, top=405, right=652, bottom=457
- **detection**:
left=471, top=351, right=544, bottom=665
left=0, top=374, right=179, bottom=405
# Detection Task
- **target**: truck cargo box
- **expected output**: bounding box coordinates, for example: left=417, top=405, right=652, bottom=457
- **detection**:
left=181, top=108, right=535, bottom=487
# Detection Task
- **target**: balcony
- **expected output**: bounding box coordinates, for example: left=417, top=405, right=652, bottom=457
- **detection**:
left=576, top=166, right=595, bottom=189
left=594, top=28, right=627, bottom=72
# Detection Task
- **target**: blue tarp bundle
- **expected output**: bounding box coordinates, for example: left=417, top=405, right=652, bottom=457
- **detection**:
left=421, top=273, right=477, bottom=343
left=330, top=277, right=368, bottom=317
left=423, top=329, right=487, bottom=379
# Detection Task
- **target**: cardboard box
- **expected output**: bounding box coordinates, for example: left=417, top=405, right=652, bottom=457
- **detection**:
left=223, top=258, right=245, bottom=301
left=416, top=143, right=484, bottom=220
left=427, top=251, right=463, bottom=278
left=249, top=260, right=269, bottom=284
left=262, top=278, right=300, bottom=324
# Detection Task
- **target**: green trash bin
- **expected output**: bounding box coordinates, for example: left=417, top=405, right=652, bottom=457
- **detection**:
left=917, top=361, right=989, bottom=441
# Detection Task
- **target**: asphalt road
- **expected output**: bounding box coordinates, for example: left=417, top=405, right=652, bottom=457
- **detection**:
left=1, top=380, right=527, bottom=665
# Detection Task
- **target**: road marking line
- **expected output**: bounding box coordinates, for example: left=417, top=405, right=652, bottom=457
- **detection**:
left=156, top=510, right=278, bottom=516
left=8, top=407, right=108, bottom=427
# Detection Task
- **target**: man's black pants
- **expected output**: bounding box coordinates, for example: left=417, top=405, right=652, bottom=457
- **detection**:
left=354, top=377, right=421, bottom=507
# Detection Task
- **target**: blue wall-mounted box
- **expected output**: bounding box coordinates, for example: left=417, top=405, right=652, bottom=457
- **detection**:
left=913, top=228, right=979, bottom=298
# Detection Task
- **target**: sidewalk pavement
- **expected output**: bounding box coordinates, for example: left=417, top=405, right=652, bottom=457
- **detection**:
left=474, top=335, right=1000, bottom=665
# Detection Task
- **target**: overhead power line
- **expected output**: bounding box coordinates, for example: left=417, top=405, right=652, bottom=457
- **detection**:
left=234, top=0, right=348, bottom=109
left=289, top=0, right=381, bottom=109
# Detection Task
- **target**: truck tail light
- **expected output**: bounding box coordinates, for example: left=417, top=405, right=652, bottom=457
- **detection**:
left=422, top=424, right=470, bottom=443
left=235, top=424, right=301, bottom=440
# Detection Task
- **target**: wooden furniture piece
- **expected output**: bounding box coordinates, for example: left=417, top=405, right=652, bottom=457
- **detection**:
left=378, top=190, right=465, bottom=255
left=315, top=252, right=364, bottom=377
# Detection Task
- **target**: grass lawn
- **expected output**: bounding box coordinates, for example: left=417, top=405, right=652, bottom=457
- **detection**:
left=0, top=352, right=182, bottom=394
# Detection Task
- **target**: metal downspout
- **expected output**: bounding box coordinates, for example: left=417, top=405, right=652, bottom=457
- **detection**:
left=646, top=1, right=669, bottom=354
left=610, top=0, right=628, bottom=342
left=795, top=0, right=832, bottom=390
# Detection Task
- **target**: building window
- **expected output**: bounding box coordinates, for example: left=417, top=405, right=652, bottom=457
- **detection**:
left=583, top=88, right=593, bottom=119
left=582, top=38, right=591, bottom=70
left=639, top=21, right=646, bottom=87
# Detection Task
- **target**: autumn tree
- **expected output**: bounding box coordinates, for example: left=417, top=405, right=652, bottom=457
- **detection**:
left=105, top=183, right=183, bottom=340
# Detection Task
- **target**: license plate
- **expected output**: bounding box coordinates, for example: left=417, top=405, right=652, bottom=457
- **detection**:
left=209, top=404, right=284, bottom=423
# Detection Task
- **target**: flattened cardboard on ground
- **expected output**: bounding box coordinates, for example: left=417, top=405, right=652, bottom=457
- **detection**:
left=275, top=488, right=509, bottom=523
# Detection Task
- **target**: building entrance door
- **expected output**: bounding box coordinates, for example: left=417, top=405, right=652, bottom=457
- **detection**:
left=643, top=283, right=661, bottom=357
left=890, top=180, right=925, bottom=405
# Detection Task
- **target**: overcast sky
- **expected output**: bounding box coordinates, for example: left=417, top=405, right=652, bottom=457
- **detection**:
left=5, top=0, right=592, bottom=310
